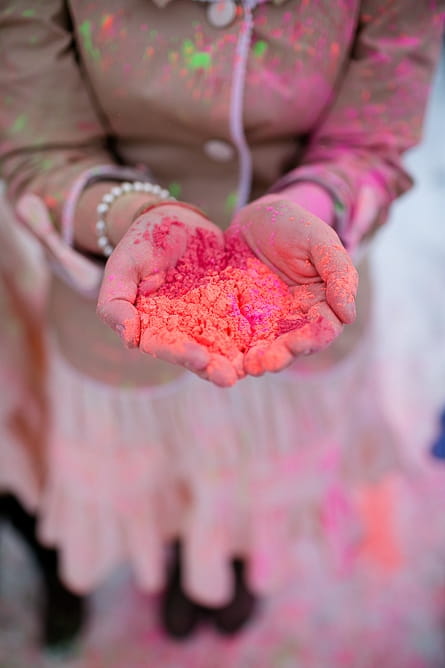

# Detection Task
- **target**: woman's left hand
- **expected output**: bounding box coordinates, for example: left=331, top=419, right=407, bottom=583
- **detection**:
left=230, top=195, right=359, bottom=376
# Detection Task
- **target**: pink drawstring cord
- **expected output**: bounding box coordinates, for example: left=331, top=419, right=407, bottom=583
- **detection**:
left=229, top=0, right=267, bottom=210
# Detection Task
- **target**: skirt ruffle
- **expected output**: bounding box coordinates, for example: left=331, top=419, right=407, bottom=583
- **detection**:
left=36, top=326, right=416, bottom=606
left=0, top=190, right=48, bottom=509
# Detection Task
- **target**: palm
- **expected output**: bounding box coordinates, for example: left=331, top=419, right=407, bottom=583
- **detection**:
left=97, top=204, right=243, bottom=387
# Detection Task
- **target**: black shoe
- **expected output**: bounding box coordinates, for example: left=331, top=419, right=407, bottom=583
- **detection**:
left=212, top=560, right=257, bottom=635
left=161, top=543, right=202, bottom=640
left=42, top=578, right=86, bottom=648
left=0, top=494, right=86, bottom=648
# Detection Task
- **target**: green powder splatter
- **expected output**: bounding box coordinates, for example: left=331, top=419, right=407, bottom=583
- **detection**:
left=22, top=8, right=35, bottom=17
left=182, top=39, right=211, bottom=70
left=168, top=182, right=182, bottom=199
left=11, top=114, right=27, bottom=133
left=225, top=192, right=238, bottom=213
left=253, top=40, right=268, bottom=58
left=79, top=20, right=100, bottom=61
left=189, top=52, right=211, bottom=70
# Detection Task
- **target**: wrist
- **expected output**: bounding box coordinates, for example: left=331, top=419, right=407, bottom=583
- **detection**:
left=269, top=182, right=335, bottom=226
left=75, top=182, right=154, bottom=252
left=74, top=182, right=169, bottom=254
left=132, top=200, right=211, bottom=225
left=106, top=192, right=159, bottom=245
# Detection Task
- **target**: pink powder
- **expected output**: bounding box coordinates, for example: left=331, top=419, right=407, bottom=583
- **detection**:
left=136, top=220, right=318, bottom=361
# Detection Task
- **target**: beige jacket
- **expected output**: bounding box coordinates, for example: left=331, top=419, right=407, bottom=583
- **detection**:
left=1, top=1, right=443, bottom=233
left=0, top=1, right=443, bottom=387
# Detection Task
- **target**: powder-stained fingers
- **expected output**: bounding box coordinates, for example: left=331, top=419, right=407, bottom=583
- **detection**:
left=138, top=271, right=166, bottom=296
left=140, top=333, right=210, bottom=372
left=243, top=305, right=339, bottom=376
left=310, top=241, right=358, bottom=324
left=205, top=354, right=240, bottom=388
left=290, top=282, right=325, bottom=309
left=231, top=351, right=246, bottom=380
left=97, top=244, right=143, bottom=345
left=243, top=342, right=269, bottom=376
left=244, top=340, right=294, bottom=376
left=260, top=341, right=295, bottom=374
left=96, top=299, right=141, bottom=349
left=286, top=305, right=343, bottom=356
left=248, top=306, right=343, bottom=374
left=184, top=353, right=244, bottom=388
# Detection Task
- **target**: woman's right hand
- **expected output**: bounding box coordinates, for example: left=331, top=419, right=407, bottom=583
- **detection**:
left=97, top=203, right=243, bottom=387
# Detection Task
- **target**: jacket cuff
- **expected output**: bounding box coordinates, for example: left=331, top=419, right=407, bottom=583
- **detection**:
left=61, top=163, right=154, bottom=246
left=14, top=165, right=158, bottom=299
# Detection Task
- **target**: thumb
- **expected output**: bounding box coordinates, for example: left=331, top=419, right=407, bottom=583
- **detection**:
left=97, top=298, right=141, bottom=348
left=97, top=253, right=142, bottom=347
left=310, top=236, right=358, bottom=325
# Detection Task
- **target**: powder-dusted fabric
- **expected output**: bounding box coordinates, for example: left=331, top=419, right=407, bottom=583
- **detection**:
left=0, top=1, right=443, bottom=237
left=0, top=194, right=47, bottom=509
left=0, top=1, right=444, bottom=603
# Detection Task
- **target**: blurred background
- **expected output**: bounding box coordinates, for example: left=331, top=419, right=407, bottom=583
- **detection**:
left=0, top=43, right=444, bottom=668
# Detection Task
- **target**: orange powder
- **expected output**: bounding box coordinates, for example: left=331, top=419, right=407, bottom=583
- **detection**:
left=136, top=221, right=312, bottom=361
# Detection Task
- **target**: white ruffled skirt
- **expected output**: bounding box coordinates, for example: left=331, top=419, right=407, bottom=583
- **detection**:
left=37, top=303, right=414, bottom=606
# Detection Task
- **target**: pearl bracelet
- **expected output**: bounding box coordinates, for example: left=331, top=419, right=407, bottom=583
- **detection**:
left=95, top=181, right=173, bottom=257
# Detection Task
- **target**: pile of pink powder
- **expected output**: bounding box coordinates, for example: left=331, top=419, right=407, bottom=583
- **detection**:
left=136, top=222, right=313, bottom=361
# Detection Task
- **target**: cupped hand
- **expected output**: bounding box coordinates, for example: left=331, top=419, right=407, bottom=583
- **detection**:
left=230, top=195, right=359, bottom=376
left=97, top=203, right=242, bottom=387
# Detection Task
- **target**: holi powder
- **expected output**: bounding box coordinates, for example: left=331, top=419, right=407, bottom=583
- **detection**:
left=136, top=219, right=323, bottom=361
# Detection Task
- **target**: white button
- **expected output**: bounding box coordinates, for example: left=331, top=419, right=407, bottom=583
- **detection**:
left=204, top=139, right=235, bottom=162
left=207, top=0, right=237, bottom=28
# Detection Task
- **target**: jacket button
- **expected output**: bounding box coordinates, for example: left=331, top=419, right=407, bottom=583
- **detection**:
left=207, top=0, right=237, bottom=28
left=204, top=139, right=235, bottom=162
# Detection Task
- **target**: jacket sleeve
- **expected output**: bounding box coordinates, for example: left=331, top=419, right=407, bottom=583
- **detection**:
left=0, top=1, right=153, bottom=296
left=271, top=0, right=444, bottom=251
left=0, top=1, right=147, bottom=228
